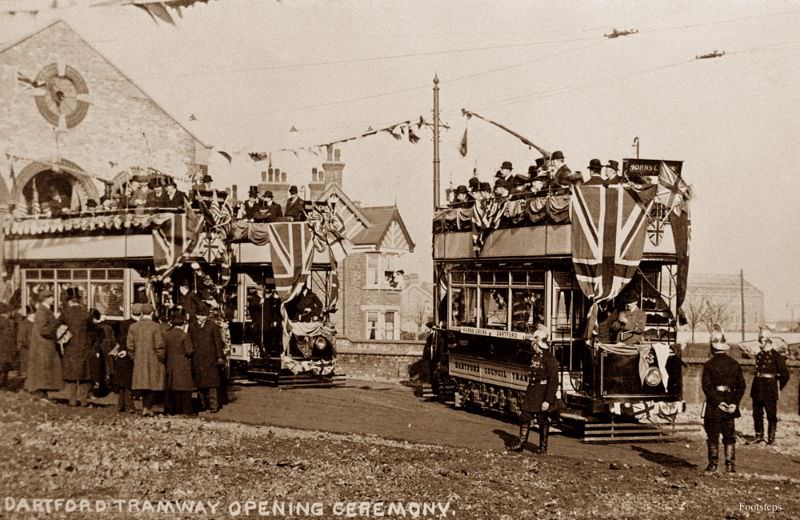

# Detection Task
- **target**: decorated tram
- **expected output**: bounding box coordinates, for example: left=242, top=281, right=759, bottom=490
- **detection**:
left=430, top=158, right=693, bottom=437
left=1, top=178, right=349, bottom=387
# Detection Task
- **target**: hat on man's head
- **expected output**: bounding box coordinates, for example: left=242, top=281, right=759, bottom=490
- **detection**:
left=527, top=165, right=538, bottom=176
left=479, top=182, right=492, bottom=192
left=494, top=170, right=505, bottom=178
left=170, top=308, right=186, bottom=326
left=131, top=303, right=143, bottom=315
left=606, top=160, right=619, bottom=172
left=196, top=303, right=210, bottom=317
left=455, top=185, right=469, bottom=195
left=248, top=186, right=259, bottom=198
left=493, top=178, right=508, bottom=190
left=289, top=185, right=298, bottom=195
left=550, top=150, right=564, bottom=161
left=263, top=190, right=274, bottom=198
left=202, top=175, right=214, bottom=184
left=141, top=303, right=154, bottom=314
left=500, top=161, right=513, bottom=170
left=588, top=159, right=603, bottom=171
left=535, top=157, right=545, bottom=168
left=468, top=177, right=480, bottom=189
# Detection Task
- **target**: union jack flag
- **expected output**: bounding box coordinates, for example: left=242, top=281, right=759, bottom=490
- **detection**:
left=471, top=198, right=508, bottom=253
left=265, top=222, right=315, bottom=302
left=657, top=161, right=690, bottom=217
left=570, top=182, right=654, bottom=303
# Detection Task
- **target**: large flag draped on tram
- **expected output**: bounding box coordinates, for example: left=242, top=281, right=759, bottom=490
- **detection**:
left=570, top=182, right=654, bottom=304
left=152, top=201, right=204, bottom=277
left=471, top=198, right=508, bottom=253
left=264, top=222, right=315, bottom=302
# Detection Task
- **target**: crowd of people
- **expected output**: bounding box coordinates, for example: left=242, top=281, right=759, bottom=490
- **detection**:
left=29, top=173, right=308, bottom=224
left=448, top=152, right=622, bottom=208
left=0, top=287, right=229, bottom=417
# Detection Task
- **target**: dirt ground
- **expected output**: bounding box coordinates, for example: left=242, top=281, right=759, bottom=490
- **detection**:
left=1, top=382, right=799, bottom=519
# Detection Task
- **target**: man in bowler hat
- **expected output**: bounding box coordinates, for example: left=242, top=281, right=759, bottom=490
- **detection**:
left=284, top=185, right=305, bottom=221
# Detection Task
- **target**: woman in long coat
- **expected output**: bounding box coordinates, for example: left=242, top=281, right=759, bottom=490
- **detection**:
left=61, top=292, right=93, bottom=406
left=511, top=326, right=559, bottom=454
left=189, top=305, right=224, bottom=413
left=128, top=303, right=165, bottom=416
left=163, top=309, right=195, bottom=415
left=24, top=291, right=63, bottom=395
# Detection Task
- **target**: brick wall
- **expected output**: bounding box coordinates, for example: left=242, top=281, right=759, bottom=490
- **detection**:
left=684, top=358, right=800, bottom=415
left=336, top=338, right=424, bottom=382
left=0, top=21, right=202, bottom=200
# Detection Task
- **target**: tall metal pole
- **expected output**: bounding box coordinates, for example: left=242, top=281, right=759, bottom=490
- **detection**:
left=740, top=269, right=746, bottom=341
left=433, top=74, right=441, bottom=210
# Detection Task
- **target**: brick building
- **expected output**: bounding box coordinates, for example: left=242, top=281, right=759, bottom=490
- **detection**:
left=0, top=20, right=210, bottom=212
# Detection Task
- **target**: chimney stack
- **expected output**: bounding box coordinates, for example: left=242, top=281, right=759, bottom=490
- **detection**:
left=322, top=146, right=345, bottom=189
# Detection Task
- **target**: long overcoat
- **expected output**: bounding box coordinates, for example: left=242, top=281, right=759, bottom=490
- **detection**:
left=521, top=348, right=559, bottom=414
left=61, top=303, right=93, bottom=381
left=189, top=319, right=224, bottom=388
left=0, top=315, right=16, bottom=370
left=24, top=304, right=63, bottom=392
left=702, top=352, right=745, bottom=422
left=128, top=318, right=166, bottom=391
left=163, top=325, right=195, bottom=391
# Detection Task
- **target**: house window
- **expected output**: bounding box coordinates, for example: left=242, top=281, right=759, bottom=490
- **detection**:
left=366, top=311, right=379, bottom=339
left=366, top=255, right=380, bottom=288
left=385, top=311, right=396, bottom=340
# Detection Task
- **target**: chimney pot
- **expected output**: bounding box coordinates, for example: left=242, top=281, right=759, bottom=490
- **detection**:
left=334, top=149, right=341, bottom=162
left=326, top=146, right=333, bottom=161
left=312, top=167, right=317, bottom=174
left=261, top=171, right=266, bottom=182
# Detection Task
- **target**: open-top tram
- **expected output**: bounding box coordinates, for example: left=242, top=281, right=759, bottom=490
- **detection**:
left=2, top=183, right=350, bottom=388
left=430, top=158, right=693, bottom=439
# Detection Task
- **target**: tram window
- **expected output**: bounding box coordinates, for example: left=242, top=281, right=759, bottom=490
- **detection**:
left=481, top=288, right=508, bottom=329
left=451, top=272, right=465, bottom=284
left=91, top=282, right=124, bottom=317
left=511, top=288, right=545, bottom=332
left=511, top=271, right=527, bottom=285
left=90, top=270, right=106, bottom=280
left=73, top=270, right=88, bottom=280
left=529, top=271, right=545, bottom=285
left=107, top=269, right=124, bottom=280
left=464, top=271, right=477, bottom=283
left=479, top=272, right=493, bottom=284
left=132, top=283, right=149, bottom=304
left=57, top=270, right=71, bottom=279
left=40, top=270, right=54, bottom=279
left=494, top=272, right=509, bottom=284
left=554, top=289, right=573, bottom=331
left=58, top=282, right=88, bottom=307
left=451, top=286, right=478, bottom=327
left=26, top=270, right=40, bottom=280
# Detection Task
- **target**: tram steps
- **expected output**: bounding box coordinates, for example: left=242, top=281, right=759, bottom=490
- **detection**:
left=581, top=421, right=701, bottom=443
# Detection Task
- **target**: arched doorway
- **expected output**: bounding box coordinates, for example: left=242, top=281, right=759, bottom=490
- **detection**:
left=13, top=159, right=100, bottom=215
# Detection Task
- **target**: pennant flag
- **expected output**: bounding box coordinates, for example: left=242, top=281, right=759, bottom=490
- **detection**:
left=459, top=128, right=468, bottom=157
left=265, top=222, right=315, bottom=302
left=134, top=2, right=176, bottom=25
left=570, top=183, right=653, bottom=303
left=249, top=152, right=268, bottom=162
left=669, top=209, right=691, bottom=323
left=408, top=127, right=420, bottom=144
left=217, top=151, right=232, bottom=163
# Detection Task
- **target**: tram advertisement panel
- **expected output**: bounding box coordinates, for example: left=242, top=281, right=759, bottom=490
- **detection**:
left=622, top=159, right=683, bottom=182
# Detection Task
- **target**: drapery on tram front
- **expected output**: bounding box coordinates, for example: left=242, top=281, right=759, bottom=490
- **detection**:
left=429, top=158, right=692, bottom=433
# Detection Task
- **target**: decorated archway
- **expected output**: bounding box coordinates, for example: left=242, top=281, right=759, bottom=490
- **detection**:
left=13, top=159, right=100, bottom=214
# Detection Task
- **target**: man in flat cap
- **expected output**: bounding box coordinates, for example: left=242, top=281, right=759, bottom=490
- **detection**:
left=284, top=185, right=306, bottom=222
left=128, top=302, right=165, bottom=416
left=702, top=326, right=745, bottom=473
left=255, top=191, right=283, bottom=222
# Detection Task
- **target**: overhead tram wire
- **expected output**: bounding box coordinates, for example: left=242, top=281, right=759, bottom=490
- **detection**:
left=211, top=40, right=607, bottom=122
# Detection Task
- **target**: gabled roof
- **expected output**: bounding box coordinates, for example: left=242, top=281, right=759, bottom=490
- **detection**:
left=688, top=272, right=762, bottom=293
left=315, top=183, right=371, bottom=229
left=0, top=18, right=211, bottom=149
left=353, top=205, right=415, bottom=252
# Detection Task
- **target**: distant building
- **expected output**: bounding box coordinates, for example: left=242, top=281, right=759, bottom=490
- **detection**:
left=399, top=273, right=433, bottom=340
left=685, top=272, right=765, bottom=332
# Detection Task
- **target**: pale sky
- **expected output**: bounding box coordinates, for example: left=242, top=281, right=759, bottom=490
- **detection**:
left=1, top=0, right=800, bottom=320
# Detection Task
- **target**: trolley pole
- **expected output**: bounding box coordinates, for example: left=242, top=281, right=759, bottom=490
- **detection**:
left=433, top=74, right=441, bottom=210
left=740, top=269, right=746, bottom=341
